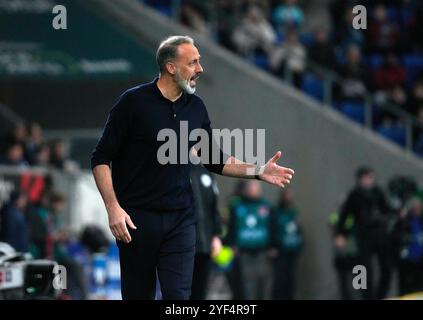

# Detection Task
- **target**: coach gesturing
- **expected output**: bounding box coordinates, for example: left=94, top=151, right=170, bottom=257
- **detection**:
left=91, top=35, right=295, bottom=300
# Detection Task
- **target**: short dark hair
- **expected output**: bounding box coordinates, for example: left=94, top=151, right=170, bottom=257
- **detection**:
left=356, top=166, right=374, bottom=180
left=156, top=35, right=194, bottom=73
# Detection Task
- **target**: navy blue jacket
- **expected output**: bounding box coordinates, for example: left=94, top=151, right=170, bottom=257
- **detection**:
left=91, top=78, right=228, bottom=211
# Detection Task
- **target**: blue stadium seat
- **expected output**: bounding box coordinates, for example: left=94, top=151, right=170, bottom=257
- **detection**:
left=339, top=101, right=365, bottom=124
left=143, top=0, right=173, bottom=17
left=299, top=33, right=315, bottom=46
left=401, top=7, right=415, bottom=25
left=154, top=5, right=172, bottom=17
left=368, top=54, right=384, bottom=70
left=301, top=73, right=324, bottom=102
left=387, top=6, right=399, bottom=22
left=403, top=53, right=423, bottom=87
left=377, top=126, right=406, bottom=146
left=254, top=54, right=269, bottom=71
left=276, top=31, right=285, bottom=44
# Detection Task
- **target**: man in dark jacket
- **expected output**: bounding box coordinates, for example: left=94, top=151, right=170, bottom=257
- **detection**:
left=190, top=164, right=222, bottom=300
left=336, top=167, right=392, bottom=299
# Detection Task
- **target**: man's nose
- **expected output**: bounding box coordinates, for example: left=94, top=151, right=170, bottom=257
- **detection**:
left=196, top=63, right=204, bottom=73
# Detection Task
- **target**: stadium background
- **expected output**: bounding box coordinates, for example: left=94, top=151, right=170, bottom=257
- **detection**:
left=0, top=0, right=423, bottom=299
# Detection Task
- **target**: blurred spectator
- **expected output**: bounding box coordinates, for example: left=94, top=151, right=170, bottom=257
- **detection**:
left=377, top=85, right=408, bottom=126
left=373, top=53, right=406, bottom=91
left=396, top=197, right=423, bottom=295
left=26, top=122, right=44, bottom=165
left=272, top=0, right=304, bottom=32
left=49, top=191, right=88, bottom=300
left=270, top=189, right=303, bottom=300
left=214, top=0, right=241, bottom=51
left=0, top=122, right=27, bottom=155
left=0, top=191, right=29, bottom=252
left=0, top=143, right=29, bottom=168
left=35, top=144, right=51, bottom=168
left=335, top=6, right=365, bottom=48
left=269, top=29, right=306, bottom=87
left=226, top=180, right=273, bottom=300
left=50, top=139, right=78, bottom=172
left=387, top=175, right=419, bottom=212
left=335, top=167, right=393, bottom=299
left=407, top=80, right=423, bottom=116
left=308, top=29, right=336, bottom=69
left=329, top=210, right=359, bottom=300
left=336, top=45, right=368, bottom=102
left=367, top=5, right=401, bottom=54
left=27, top=191, right=51, bottom=259
left=180, top=2, right=210, bottom=36
left=232, top=5, right=276, bottom=57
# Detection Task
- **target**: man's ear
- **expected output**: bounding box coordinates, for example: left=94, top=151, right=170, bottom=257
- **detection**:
left=166, top=61, right=176, bottom=75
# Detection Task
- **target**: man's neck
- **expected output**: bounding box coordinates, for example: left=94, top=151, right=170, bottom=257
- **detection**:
left=157, top=75, right=183, bottom=102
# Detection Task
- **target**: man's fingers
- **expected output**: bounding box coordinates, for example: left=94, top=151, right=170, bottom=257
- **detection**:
left=110, top=227, right=119, bottom=240
left=126, top=215, right=137, bottom=230
left=269, top=151, right=282, bottom=164
left=284, top=168, right=295, bottom=175
left=116, top=223, right=132, bottom=243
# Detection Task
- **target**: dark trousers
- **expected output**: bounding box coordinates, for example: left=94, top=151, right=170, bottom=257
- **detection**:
left=398, top=259, right=423, bottom=296
left=357, top=228, right=392, bottom=300
left=273, top=252, right=298, bottom=300
left=334, top=255, right=360, bottom=300
left=239, top=251, right=272, bottom=300
left=225, top=256, right=245, bottom=300
left=117, top=207, right=196, bottom=300
left=191, top=253, right=212, bottom=300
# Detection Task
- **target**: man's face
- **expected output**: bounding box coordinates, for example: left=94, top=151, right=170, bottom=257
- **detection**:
left=244, top=180, right=262, bottom=199
left=51, top=200, right=65, bottom=213
left=360, top=173, right=375, bottom=189
left=171, top=43, right=203, bottom=94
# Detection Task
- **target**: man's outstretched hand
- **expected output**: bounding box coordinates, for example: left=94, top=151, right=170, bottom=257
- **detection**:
left=258, top=151, right=295, bottom=188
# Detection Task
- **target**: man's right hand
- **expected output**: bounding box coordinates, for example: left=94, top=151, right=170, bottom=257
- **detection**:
left=335, top=235, right=346, bottom=250
left=107, top=204, right=137, bottom=243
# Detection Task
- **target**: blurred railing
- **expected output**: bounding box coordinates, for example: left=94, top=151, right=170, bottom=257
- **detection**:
left=0, top=164, right=110, bottom=237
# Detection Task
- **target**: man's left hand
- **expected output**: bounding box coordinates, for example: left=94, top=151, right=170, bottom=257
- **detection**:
left=259, top=151, right=295, bottom=188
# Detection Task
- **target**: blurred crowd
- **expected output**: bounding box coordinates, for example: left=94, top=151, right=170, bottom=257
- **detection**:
left=0, top=123, right=113, bottom=299
left=189, top=165, right=304, bottom=300
left=221, top=180, right=303, bottom=300
left=0, top=122, right=78, bottom=172
left=144, top=0, right=423, bottom=155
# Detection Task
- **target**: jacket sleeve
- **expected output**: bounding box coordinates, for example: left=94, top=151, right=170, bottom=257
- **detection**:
left=198, top=109, right=230, bottom=175
left=90, top=91, right=132, bottom=170
left=336, top=191, right=355, bottom=236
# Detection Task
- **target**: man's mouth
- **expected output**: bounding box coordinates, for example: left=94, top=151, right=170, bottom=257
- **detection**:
left=189, top=74, right=200, bottom=87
